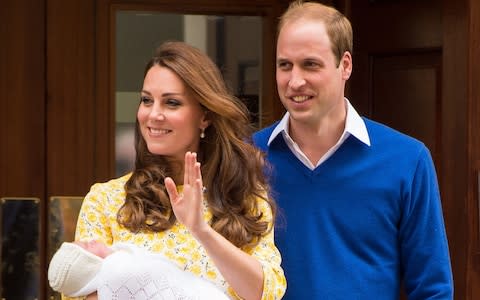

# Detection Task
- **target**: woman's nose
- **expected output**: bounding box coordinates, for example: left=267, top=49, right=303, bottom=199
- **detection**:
left=149, top=105, right=166, bottom=121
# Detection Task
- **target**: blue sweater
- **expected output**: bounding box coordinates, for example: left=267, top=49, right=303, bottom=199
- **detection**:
left=253, top=118, right=453, bottom=299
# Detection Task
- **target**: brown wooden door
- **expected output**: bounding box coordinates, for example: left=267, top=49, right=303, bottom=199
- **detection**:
left=346, top=0, right=477, bottom=299
left=0, top=0, right=46, bottom=299
left=348, top=0, right=442, bottom=158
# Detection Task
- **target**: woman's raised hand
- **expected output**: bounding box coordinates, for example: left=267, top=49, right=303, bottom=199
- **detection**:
left=165, top=152, right=208, bottom=235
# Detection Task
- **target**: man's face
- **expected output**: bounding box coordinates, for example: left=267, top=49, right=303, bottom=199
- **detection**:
left=276, top=19, right=352, bottom=128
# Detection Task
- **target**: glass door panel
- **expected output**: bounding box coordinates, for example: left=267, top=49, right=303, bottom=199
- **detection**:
left=115, top=11, right=262, bottom=176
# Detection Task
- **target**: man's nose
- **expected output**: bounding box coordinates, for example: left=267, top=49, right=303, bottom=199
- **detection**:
left=288, top=69, right=306, bottom=89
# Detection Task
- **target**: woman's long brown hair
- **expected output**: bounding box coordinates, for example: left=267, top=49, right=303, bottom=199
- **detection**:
left=117, top=41, right=275, bottom=249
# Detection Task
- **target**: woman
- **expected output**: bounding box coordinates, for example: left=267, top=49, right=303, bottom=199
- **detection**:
left=70, top=41, right=286, bottom=300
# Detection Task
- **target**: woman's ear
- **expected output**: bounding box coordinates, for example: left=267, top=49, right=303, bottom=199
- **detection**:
left=200, top=110, right=211, bottom=131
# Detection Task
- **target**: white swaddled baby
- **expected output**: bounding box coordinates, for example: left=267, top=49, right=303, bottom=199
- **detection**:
left=48, top=241, right=230, bottom=300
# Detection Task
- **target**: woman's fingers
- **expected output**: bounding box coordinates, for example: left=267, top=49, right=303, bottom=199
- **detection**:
left=166, top=151, right=206, bottom=230
left=184, top=152, right=191, bottom=186
left=189, top=152, right=204, bottom=197
left=185, top=151, right=201, bottom=185
left=195, top=161, right=203, bottom=195
left=164, top=177, right=179, bottom=203
left=189, top=152, right=197, bottom=186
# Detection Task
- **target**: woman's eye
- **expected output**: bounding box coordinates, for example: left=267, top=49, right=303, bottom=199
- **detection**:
left=140, top=96, right=153, bottom=105
left=166, top=99, right=181, bottom=107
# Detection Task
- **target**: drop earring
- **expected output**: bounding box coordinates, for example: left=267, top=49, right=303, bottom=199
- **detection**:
left=200, top=128, right=205, bottom=139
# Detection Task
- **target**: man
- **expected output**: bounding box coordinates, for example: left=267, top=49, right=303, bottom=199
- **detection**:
left=253, top=1, right=453, bottom=299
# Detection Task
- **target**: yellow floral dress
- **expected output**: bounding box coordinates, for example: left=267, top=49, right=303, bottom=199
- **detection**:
left=65, top=174, right=286, bottom=300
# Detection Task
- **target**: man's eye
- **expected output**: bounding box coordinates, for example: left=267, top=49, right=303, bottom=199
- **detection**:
left=304, top=61, right=319, bottom=67
left=277, top=62, right=291, bottom=69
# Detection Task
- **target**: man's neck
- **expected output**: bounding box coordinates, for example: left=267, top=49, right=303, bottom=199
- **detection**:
left=288, top=103, right=347, bottom=165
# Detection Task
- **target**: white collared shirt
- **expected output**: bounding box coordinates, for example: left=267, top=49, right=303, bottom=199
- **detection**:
left=267, top=98, right=371, bottom=170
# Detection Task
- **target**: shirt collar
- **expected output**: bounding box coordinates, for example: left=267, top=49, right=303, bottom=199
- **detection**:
left=267, top=98, right=371, bottom=146
left=344, top=99, right=370, bottom=146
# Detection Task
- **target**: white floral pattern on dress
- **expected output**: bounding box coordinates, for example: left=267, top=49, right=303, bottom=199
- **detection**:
left=67, top=174, right=286, bottom=300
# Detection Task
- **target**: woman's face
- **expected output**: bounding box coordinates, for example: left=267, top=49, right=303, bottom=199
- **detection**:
left=138, top=65, right=209, bottom=162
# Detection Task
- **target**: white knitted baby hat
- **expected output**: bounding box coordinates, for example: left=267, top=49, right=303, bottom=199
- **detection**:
left=48, top=242, right=103, bottom=296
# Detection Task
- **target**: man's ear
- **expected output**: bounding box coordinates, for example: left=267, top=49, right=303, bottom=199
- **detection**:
left=341, top=51, right=353, bottom=80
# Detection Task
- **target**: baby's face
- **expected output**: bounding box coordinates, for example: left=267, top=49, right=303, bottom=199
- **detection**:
left=74, top=240, right=113, bottom=258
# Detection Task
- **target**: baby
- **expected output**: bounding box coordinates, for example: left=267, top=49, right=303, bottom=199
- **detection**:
left=48, top=241, right=230, bottom=300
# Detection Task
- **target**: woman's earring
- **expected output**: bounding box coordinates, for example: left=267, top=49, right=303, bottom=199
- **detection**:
left=200, top=128, right=205, bottom=139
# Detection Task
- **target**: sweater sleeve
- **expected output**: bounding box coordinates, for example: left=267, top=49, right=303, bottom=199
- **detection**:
left=399, top=146, right=453, bottom=299
left=243, top=197, right=286, bottom=300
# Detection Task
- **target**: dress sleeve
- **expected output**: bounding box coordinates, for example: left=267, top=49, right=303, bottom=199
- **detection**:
left=61, top=295, right=86, bottom=300
left=74, top=183, right=114, bottom=245
left=245, top=198, right=286, bottom=300
left=61, top=183, right=113, bottom=300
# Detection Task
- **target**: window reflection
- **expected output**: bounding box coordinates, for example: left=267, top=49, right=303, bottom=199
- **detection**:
left=1, top=198, right=40, bottom=300
left=115, top=12, right=262, bottom=176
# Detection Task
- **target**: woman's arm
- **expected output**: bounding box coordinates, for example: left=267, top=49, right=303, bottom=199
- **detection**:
left=75, top=183, right=113, bottom=244
left=190, top=223, right=265, bottom=300
left=244, top=200, right=286, bottom=300
left=165, top=152, right=285, bottom=300
left=62, top=183, right=114, bottom=300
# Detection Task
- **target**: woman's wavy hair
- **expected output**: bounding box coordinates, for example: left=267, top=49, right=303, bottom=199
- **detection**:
left=117, top=41, right=275, bottom=248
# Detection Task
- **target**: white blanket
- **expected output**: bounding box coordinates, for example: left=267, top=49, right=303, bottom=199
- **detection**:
left=72, top=243, right=230, bottom=300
